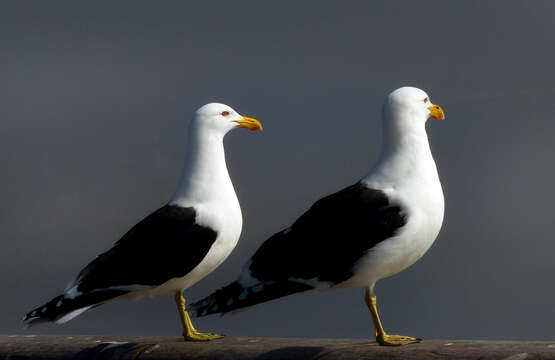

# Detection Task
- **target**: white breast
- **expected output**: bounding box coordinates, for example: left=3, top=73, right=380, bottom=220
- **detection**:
left=341, top=168, right=444, bottom=289
left=139, top=197, right=243, bottom=298
left=135, top=125, right=244, bottom=298
left=339, top=135, right=444, bottom=289
left=188, top=197, right=244, bottom=287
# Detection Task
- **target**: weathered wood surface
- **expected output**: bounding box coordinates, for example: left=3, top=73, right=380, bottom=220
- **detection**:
left=2, top=335, right=555, bottom=360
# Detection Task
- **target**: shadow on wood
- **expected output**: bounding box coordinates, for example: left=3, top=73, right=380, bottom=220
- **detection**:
left=2, top=335, right=555, bottom=359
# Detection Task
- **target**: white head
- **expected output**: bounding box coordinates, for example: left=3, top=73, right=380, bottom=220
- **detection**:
left=172, top=103, right=261, bottom=205
left=191, top=103, right=262, bottom=136
left=382, top=86, right=445, bottom=137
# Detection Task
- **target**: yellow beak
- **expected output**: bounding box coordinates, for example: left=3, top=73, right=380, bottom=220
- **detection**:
left=428, top=104, right=445, bottom=120
left=234, top=116, right=262, bottom=131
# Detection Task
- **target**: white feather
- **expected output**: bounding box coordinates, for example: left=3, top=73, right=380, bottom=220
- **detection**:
left=55, top=306, right=93, bottom=324
left=339, top=87, right=445, bottom=289
left=129, top=104, right=245, bottom=299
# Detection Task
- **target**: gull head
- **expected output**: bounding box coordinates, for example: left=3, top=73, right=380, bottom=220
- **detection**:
left=193, top=103, right=262, bottom=135
left=383, top=87, right=445, bottom=131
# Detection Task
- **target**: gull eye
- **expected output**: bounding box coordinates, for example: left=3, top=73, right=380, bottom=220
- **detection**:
left=423, top=98, right=428, bottom=103
left=221, top=111, right=230, bottom=116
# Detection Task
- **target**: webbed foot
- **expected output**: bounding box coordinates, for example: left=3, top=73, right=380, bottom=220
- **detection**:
left=376, top=333, right=421, bottom=346
left=184, top=330, right=225, bottom=341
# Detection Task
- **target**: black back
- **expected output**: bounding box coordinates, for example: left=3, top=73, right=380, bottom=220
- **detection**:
left=73, top=205, right=218, bottom=292
left=249, top=183, right=407, bottom=285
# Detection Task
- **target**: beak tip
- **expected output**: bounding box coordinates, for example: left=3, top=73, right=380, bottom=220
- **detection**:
left=235, top=117, right=262, bottom=131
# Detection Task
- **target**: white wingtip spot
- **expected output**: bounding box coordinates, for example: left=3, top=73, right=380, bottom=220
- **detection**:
left=22, top=316, right=39, bottom=327
left=65, top=286, right=81, bottom=299
left=55, top=306, right=93, bottom=324
left=56, top=300, right=63, bottom=307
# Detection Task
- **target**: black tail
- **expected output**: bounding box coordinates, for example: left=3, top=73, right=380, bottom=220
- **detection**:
left=23, top=289, right=128, bottom=327
left=189, top=280, right=313, bottom=317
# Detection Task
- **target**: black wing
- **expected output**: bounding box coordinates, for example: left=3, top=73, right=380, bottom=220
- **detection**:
left=73, top=205, right=218, bottom=293
left=248, top=182, right=407, bottom=285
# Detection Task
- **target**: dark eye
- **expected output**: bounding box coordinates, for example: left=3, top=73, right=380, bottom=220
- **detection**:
left=423, top=98, right=428, bottom=103
left=221, top=111, right=230, bottom=116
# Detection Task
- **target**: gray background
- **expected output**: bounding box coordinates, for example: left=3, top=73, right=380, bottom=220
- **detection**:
left=2, top=0, right=555, bottom=340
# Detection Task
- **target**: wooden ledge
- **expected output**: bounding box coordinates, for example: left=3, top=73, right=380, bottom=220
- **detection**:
left=2, top=335, right=555, bottom=360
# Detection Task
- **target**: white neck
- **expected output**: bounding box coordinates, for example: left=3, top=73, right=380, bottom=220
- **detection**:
left=362, top=113, right=439, bottom=189
left=170, top=123, right=236, bottom=206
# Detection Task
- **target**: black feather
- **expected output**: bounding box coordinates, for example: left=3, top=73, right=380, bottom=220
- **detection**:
left=23, top=290, right=128, bottom=327
left=23, top=204, right=218, bottom=326
left=249, top=183, right=407, bottom=284
left=190, top=281, right=313, bottom=317
left=191, top=182, right=407, bottom=316
left=74, top=205, right=218, bottom=292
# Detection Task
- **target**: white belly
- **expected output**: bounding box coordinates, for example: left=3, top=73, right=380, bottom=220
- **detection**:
left=150, top=232, right=240, bottom=296
left=129, top=201, right=243, bottom=299
left=339, top=189, right=444, bottom=289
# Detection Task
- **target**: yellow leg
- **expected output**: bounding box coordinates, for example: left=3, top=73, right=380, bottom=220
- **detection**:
left=175, top=291, right=224, bottom=341
left=364, top=288, right=421, bottom=346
